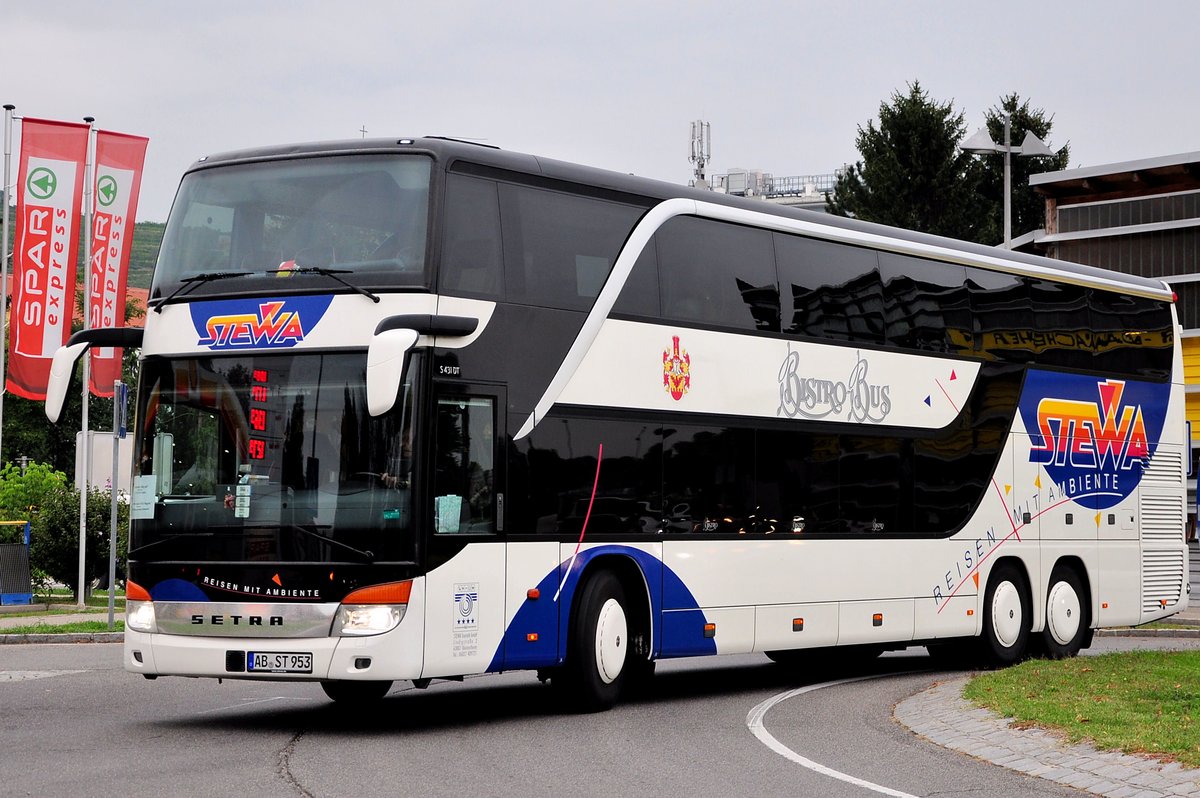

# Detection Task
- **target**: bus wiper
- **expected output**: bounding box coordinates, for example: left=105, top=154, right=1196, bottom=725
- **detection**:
left=151, top=271, right=249, bottom=313
left=269, top=267, right=381, bottom=303
left=285, top=524, right=376, bottom=563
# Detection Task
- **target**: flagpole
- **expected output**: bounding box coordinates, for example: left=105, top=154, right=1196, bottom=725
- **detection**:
left=77, top=115, right=95, bottom=607
left=0, top=104, right=14, bottom=470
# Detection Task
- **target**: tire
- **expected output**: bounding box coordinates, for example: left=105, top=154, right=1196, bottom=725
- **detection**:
left=320, top=679, right=393, bottom=703
left=1040, top=566, right=1089, bottom=659
left=978, top=563, right=1031, bottom=667
left=560, top=571, right=630, bottom=712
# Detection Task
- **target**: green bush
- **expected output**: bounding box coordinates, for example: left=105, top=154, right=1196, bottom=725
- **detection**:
left=29, top=485, right=129, bottom=595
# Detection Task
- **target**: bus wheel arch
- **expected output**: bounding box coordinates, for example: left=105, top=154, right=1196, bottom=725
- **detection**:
left=978, top=558, right=1032, bottom=667
left=1040, top=558, right=1092, bottom=659
left=560, top=556, right=653, bottom=711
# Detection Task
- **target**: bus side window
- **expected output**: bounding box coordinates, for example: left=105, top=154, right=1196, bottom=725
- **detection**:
left=434, top=396, right=496, bottom=535
left=441, top=175, right=504, bottom=299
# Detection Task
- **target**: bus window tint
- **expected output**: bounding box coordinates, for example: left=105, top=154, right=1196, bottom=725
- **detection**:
left=776, top=233, right=883, bottom=344
left=441, top=174, right=504, bottom=299
left=658, top=218, right=778, bottom=331
left=1030, top=279, right=1091, bottom=368
left=880, top=253, right=970, bottom=354
left=613, top=244, right=660, bottom=318
left=517, top=417, right=662, bottom=536
left=433, top=397, right=497, bottom=535
left=967, top=268, right=1035, bottom=362
left=499, top=185, right=643, bottom=311
left=661, top=426, right=756, bottom=534
left=1090, top=290, right=1174, bottom=380
left=153, top=155, right=431, bottom=298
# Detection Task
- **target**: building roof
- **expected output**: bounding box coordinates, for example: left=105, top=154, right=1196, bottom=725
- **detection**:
left=1030, top=150, right=1200, bottom=202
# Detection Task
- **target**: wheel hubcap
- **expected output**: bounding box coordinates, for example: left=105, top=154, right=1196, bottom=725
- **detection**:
left=991, top=580, right=1023, bottom=649
left=1046, top=580, right=1081, bottom=645
left=594, top=598, right=628, bottom=684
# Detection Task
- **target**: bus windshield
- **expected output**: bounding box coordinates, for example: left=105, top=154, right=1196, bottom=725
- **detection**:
left=131, top=353, right=417, bottom=564
left=151, top=154, right=432, bottom=301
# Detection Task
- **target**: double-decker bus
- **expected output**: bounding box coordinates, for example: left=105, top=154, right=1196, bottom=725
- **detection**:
left=47, top=137, right=1189, bottom=709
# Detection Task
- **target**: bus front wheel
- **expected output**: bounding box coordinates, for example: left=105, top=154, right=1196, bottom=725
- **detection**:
left=320, top=679, right=393, bottom=703
left=561, top=571, right=629, bottom=712
left=979, top=563, right=1031, bottom=667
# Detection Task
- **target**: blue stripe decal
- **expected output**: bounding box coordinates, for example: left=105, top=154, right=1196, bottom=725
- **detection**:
left=487, top=545, right=715, bottom=672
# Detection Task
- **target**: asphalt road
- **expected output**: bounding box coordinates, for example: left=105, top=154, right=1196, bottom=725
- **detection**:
left=4, top=637, right=1199, bottom=798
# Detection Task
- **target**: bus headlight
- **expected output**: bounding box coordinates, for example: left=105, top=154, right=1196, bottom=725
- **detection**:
left=336, top=605, right=404, bottom=636
left=127, top=601, right=157, bottom=633
left=125, top=580, right=156, bottom=633
left=332, top=580, right=412, bottom=637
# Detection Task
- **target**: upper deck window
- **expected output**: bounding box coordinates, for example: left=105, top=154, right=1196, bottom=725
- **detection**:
left=152, top=154, right=432, bottom=302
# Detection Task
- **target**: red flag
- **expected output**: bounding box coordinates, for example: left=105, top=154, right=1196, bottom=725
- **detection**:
left=7, top=118, right=89, bottom=400
left=87, top=131, right=148, bottom=397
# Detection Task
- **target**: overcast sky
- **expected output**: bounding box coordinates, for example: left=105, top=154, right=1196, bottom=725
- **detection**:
left=5, top=1, right=1199, bottom=222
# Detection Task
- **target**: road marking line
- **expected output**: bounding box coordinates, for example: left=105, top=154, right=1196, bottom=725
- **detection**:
left=746, top=675, right=921, bottom=798
left=197, top=696, right=314, bottom=715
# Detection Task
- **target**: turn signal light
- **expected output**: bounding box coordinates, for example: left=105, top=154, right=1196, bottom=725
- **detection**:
left=125, top=580, right=151, bottom=602
left=343, top=580, right=412, bottom=604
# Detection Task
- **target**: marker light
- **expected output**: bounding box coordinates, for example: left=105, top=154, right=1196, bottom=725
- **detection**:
left=334, top=580, right=412, bottom=637
left=125, top=580, right=156, bottom=633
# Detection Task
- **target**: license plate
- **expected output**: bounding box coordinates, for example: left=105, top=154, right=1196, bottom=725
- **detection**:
left=247, top=651, right=313, bottom=673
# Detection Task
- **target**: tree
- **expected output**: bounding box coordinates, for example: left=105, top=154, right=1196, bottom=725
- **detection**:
left=827, top=81, right=984, bottom=241
left=974, top=93, right=1071, bottom=246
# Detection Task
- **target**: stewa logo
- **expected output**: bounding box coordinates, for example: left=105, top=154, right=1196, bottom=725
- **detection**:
left=190, top=296, right=334, bottom=350
left=1018, top=370, right=1169, bottom=510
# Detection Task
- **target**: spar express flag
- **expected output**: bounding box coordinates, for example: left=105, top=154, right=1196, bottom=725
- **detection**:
left=7, top=118, right=88, bottom=400
left=87, top=131, right=148, bottom=397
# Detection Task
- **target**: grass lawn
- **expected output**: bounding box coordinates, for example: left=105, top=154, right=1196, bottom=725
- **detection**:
left=964, top=651, right=1200, bottom=767
left=0, top=620, right=124, bottom=634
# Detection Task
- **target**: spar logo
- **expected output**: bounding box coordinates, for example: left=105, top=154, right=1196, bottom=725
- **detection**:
left=663, top=335, right=691, bottom=401
left=1018, top=371, right=1168, bottom=509
left=190, top=295, right=334, bottom=350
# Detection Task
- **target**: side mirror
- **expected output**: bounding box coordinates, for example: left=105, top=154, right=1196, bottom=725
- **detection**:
left=45, top=327, right=144, bottom=423
left=45, top=342, right=90, bottom=423
left=366, top=328, right=419, bottom=417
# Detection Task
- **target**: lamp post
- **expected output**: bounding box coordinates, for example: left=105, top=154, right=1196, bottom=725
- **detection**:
left=962, top=114, right=1054, bottom=249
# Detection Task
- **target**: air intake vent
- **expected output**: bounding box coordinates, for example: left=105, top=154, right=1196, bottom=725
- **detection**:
left=1142, top=549, right=1185, bottom=614
left=1140, top=494, right=1184, bottom=544
left=1142, top=449, right=1183, bottom=487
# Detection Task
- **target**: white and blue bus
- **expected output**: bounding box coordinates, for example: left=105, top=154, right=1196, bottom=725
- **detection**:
left=47, top=137, right=1189, bottom=709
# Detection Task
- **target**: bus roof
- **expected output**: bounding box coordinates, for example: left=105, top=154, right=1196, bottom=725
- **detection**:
left=186, top=137, right=1172, bottom=299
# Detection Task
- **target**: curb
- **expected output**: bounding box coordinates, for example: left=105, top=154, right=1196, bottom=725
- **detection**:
left=1097, top=628, right=1200, bottom=638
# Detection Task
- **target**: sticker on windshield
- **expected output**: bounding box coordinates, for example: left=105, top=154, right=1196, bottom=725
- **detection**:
left=191, top=295, right=334, bottom=350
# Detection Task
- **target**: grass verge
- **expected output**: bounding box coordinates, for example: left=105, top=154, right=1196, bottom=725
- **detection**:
left=0, top=620, right=124, bottom=635
left=964, top=651, right=1200, bottom=767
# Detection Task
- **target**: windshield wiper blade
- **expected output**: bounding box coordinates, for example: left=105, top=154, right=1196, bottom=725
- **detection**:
left=285, top=524, right=376, bottom=563
left=151, top=271, right=249, bottom=313
left=269, top=267, right=381, bottom=303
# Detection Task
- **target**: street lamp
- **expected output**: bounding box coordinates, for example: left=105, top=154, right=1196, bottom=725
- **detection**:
left=962, top=114, right=1055, bottom=249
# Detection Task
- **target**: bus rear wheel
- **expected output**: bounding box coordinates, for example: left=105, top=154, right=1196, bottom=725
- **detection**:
left=320, top=679, right=393, bottom=703
left=979, top=563, right=1031, bottom=667
left=1041, top=566, right=1089, bottom=659
left=561, top=571, right=629, bottom=712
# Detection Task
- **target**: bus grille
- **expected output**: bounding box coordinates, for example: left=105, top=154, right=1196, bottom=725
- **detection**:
left=1140, top=494, right=1185, bottom=544
left=1142, top=549, right=1185, bottom=614
left=1142, top=449, right=1183, bottom=486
